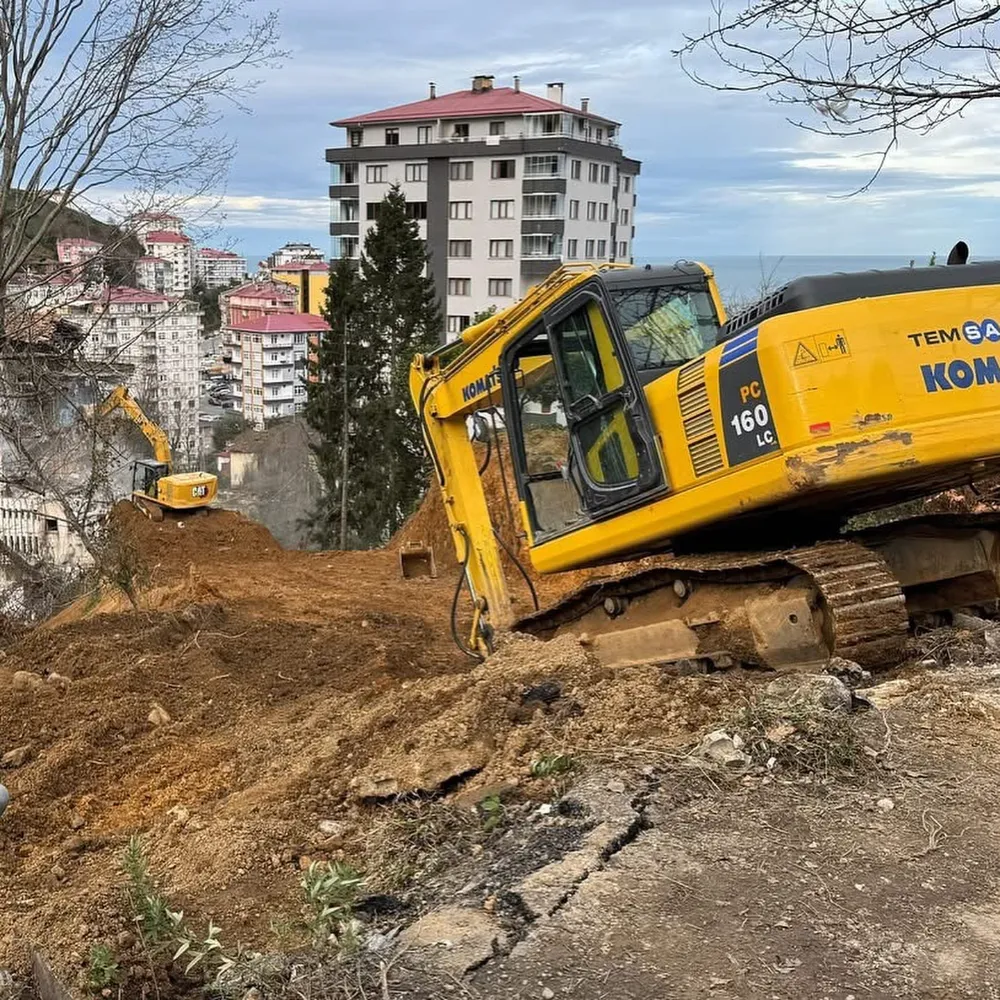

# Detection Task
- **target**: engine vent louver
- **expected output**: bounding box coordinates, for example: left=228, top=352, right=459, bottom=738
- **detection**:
left=677, top=358, right=724, bottom=476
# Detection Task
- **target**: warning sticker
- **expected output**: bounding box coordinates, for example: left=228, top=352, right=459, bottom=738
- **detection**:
left=785, top=331, right=850, bottom=369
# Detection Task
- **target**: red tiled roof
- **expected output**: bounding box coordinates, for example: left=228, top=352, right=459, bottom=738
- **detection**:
left=92, top=286, right=173, bottom=304
left=57, top=238, right=102, bottom=248
left=199, top=248, right=243, bottom=259
left=232, top=312, right=329, bottom=333
left=224, top=281, right=297, bottom=301
left=333, top=85, right=618, bottom=126
left=271, top=260, right=329, bottom=272
left=144, top=230, right=192, bottom=244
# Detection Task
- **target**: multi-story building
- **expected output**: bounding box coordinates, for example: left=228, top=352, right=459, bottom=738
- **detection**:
left=219, top=279, right=297, bottom=373
left=228, top=312, right=327, bottom=428
left=271, top=260, right=329, bottom=316
left=267, top=242, right=326, bottom=269
left=327, top=74, right=640, bottom=337
left=129, top=211, right=185, bottom=240
left=135, top=256, right=174, bottom=294
left=196, top=248, right=247, bottom=288
left=142, top=230, right=193, bottom=295
left=65, top=287, right=202, bottom=462
left=56, top=238, right=102, bottom=268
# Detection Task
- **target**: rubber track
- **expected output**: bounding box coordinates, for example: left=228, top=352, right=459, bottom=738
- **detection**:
left=515, top=539, right=910, bottom=668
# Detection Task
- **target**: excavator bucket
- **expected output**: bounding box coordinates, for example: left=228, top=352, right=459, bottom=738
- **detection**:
left=399, top=541, right=437, bottom=580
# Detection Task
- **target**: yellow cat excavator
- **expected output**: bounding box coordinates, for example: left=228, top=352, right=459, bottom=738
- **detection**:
left=411, top=248, right=1000, bottom=670
left=98, top=386, right=218, bottom=520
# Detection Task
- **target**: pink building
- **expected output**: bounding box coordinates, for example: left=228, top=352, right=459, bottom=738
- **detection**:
left=142, top=230, right=193, bottom=294
left=55, top=238, right=102, bottom=268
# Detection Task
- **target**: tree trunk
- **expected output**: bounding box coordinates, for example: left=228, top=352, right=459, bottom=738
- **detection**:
left=338, top=315, right=349, bottom=550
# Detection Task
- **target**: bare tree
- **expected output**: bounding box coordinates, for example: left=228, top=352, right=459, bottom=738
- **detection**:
left=677, top=2, right=1000, bottom=185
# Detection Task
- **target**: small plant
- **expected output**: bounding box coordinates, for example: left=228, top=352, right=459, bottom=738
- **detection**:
left=86, top=943, right=120, bottom=994
left=172, top=915, right=233, bottom=976
left=478, top=794, right=506, bottom=832
left=530, top=753, right=575, bottom=778
left=301, top=861, right=365, bottom=949
left=122, top=835, right=173, bottom=947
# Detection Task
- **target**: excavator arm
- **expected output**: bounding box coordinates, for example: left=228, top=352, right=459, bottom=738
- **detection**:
left=97, top=386, right=173, bottom=469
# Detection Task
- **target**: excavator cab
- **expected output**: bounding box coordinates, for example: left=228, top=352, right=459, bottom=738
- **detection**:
left=133, top=459, right=169, bottom=501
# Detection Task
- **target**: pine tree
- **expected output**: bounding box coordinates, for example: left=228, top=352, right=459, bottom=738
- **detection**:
left=307, top=185, right=441, bottom=547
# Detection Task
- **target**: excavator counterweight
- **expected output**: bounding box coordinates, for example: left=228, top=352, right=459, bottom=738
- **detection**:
left=411, top=251, right=1000, bottom=671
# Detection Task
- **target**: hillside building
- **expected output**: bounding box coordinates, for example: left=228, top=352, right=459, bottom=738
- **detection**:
left=326, top=74, right=639, bottom=337
left=196, top=248, right=247, bottom=288
left=267, top=242, right=326, bottom=269
left=141, top=230, right=193, bottom=295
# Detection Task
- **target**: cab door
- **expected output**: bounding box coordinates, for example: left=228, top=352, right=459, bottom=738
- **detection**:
left=502, top=281, right=665, bottom=542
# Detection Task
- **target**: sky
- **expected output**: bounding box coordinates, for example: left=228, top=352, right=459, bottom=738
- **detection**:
left=200, top=0, right=1000, bottom=265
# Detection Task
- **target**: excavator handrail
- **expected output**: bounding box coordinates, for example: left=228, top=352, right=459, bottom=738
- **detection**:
left=97, top=386, right=173, bottom=470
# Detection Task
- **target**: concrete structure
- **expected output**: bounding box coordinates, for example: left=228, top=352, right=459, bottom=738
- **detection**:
left=129, top=212, right=185, bottom=240
left=228, top=312, right=327, bottom=428
left=142, top=230, right=193, bottom=295
left=55, top=238, right=102, bottom=268
left=327, top=74, right=640, bottom=337
left=196, top=248, right=247, bottom=288
left=267, top=242, right=326, bottom=269
left=0, top=495, right=92, bottom=571
left=65, top=287, right=202, bottom=462
left=135, top=256, right=174, bottom=294
left=271, top=260, right=329, bottom=316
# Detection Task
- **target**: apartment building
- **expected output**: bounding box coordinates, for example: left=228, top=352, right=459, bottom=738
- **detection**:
left=129, top=212, right=185, bottom=240
left=271, top=259, right=330, bottom=316
left=142, top=230, right=193, bottom=295
left=267, top=242, right=326, bottom=269
left=135, top=256, right=174, bottom=294
left=55, top=238, right=102, bottom=269
left=196, top=248, right=247, bottom=288
left=327, top=74, right=639, bottom=337
left=66, top=287, right=202, bottom=462
left=228, top=312, right=327, bottom=428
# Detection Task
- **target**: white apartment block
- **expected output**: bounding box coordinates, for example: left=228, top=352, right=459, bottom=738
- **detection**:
left=128, top=212, right=185, bottom=240
left=267, top=242, right=326, bottom=269
left=196, top=248, right=247, bottom=288
left=327, top=74, right=639, bottom=339
left=65, top=288, right=202, bottom=463
left=228, top=312, right=327, bottom=428
left=56, top=238, right=102, bottom=268
left=142, top=230, right=193, bottom=295
left=135, top=256, right=175, bottom=294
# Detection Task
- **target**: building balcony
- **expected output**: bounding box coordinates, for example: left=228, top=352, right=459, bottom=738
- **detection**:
left=263, top=369, right=296, bottom=384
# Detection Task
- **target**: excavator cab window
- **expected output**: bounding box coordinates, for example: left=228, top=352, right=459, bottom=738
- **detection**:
left=503, top=284, right=665, bottom=541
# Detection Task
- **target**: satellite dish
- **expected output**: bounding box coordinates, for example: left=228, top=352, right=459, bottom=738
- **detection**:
left=947, top=241, right=969, bottom=266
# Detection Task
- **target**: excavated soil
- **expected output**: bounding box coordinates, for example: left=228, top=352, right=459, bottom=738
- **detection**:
left=0, top=503, right=760, bottom=986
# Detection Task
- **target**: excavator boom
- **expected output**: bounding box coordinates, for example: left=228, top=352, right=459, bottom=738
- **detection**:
left=97, top=386, right=173, bottom=468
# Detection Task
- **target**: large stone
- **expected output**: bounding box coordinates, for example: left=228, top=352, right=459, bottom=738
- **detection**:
left=352, top=744, right=489, bottom=802
left=696, top=730, right=750, bottom=768
left=765, top=674, right=852, bottom=713
left=1, top=745, right=32, bottom=768
left=12, top=671, right=42, bottom=692
left=397, top=906, right=505, bottom=975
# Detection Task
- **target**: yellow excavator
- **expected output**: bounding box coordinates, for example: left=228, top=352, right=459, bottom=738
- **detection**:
left=98, top=386, right=218, bottom=520
left=411, top=247, right=1000, bottom=670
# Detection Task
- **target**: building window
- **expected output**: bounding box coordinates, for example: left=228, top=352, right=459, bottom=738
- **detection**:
left=406, top=201, right=428, bottom=220
left=567, top=239, right=578, bottom=260
left=618, top=241, right=628, bottom=258
left=588, top=162, right=599, bottom=182
left=451, top=122, right=470, bottom=140
left=569, top=199, right=579, bottom=219
left=490, top=199, right=515, bottom=219
left=600, top=164, right=611, bottom=184
left=489, top=239, right=514, bottom=258
left=449, top=200, right=472, bottom=220
left=596, top=127, right=604, bottom=144
left=349, top=129, right=362, bottom=147
left=585, top=238, right=595, bottom=258
left=524, top=154, right=560, bottom=177
left=523, top=194, right=559, bottom=217
left=339, top=236, right=359, bottom=258
left=489, top=120, right=506, bottom=135
left=447, top=315, right=471, bottom=334
left=448, top=277, right=471, bottom=296
left=366, top=164, right=387, bottom=183
left=385, top=127, right=399, bottom=146
left=599, top=203, right=608, bottom=221
left=404, top=163, right=427, bottom=182
left=620, top=208, right=629, bottom=225
left=488, top=278, right=512, bottom=297
left=622, top=175, right=631, bottom=193
left=449, top=160, right=473, bottom=180
left=491, top=159, right=516, bottom=179
left=448, top=240, right=472, bottom=258
left=336, top=162, right=358, bottom=184
left=586, top=201, right=596, bottom=220
left=521, top=234, right=561, bottom=258
left=366, top=202, right=382, bottom=220
left=597, top=239, right=607, bottom=258
left=571, top=159, right=581, bottom=180
left=417, top=125, right=432, bottom=144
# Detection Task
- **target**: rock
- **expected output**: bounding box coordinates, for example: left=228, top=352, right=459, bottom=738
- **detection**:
left=521, top=679, right=562, bottom=705
left=0, top=784, right=8, bottom=818
left=697, top=730, right=750, bottom=768
left=51, top=863, right=67, bottom=881
left=986, top=628, right=1000, bottom=657
left=765, top=722, right=796, bottom=744
left=398, top=905, right=505, bottom=976
left=69, top=815, right=85, bottom=831
left=64, top=836, right=86, bottom=854
left=45, top=672, right=71, bottom=690
left=116, top=931, right=136, bottom=950
left=147, top=703, right=171, bottom=726
left=826, top=656, right=868, bottom=682
left=1, top=745, right=32, bottom=768
left=317, top=819, right=347, bottom=837
left=765, top=674, right=852, bottom=713
left=352, top=744, right=489, bottom=801
left=167, top=805, right=190, bottom=826
left=877, top=797, right=895, bottom=812
left=857, top=678, right=912, bottom=709
left=605, top=778, right=627, bottom=794
left=953, top=612, right=991, bottom=633
left=12, top=671, right=42, bottom=692
left=542, top=990, right=555, bottom=999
